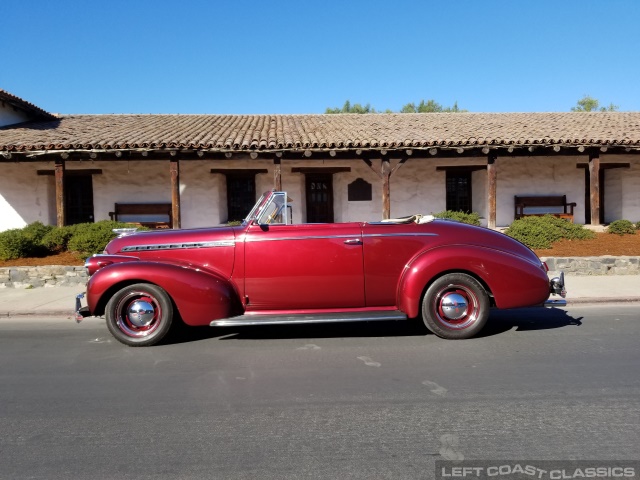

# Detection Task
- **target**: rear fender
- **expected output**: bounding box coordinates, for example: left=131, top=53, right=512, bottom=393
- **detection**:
left=86, top=262, right=242, bottom=326
left=398, top=245, right=550, bottom=317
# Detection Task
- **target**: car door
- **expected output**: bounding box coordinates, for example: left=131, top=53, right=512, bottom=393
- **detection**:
left=243, top=223, right=365, bottom=311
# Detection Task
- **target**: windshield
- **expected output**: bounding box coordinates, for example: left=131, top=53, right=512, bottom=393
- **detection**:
left=243, top=192, right=270, bottom=225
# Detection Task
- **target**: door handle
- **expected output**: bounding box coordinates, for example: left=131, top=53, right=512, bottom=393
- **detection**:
left=343, top=239, right=363, bottom=245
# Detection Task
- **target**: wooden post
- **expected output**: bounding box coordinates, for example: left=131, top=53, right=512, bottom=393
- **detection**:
left=487, top=154, right=497, bottom=229
left=54, top=159, right=65, bottom=227
left=170, top=159, right=181, bottom=229
left=274, top=158, right=282, bottom=190
left=589, top=152, right=600, bottom=226
left=382, top=158, right=391, bottom=219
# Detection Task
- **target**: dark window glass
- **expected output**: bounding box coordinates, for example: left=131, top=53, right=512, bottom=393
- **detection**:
left=446, top=171, right=472, bottom=213
left=227, top=175, right=256, bottom=222
left=305, top=174, right=334, bottom=223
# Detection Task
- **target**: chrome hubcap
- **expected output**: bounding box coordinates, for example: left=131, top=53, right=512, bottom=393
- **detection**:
left=434, top=284, right=480, bottom=330
left=127, top=300, right=155, bottom=327
left=440, top=293, right=469, bottom=320
left=115, top=291, right=162, bottom=338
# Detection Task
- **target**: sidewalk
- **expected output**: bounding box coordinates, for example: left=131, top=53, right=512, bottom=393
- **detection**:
left=1, top=275, right=639, bottom=318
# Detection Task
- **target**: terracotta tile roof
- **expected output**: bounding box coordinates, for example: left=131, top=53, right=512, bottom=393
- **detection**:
left=1, top=112, right=640, bottom=153
left=0, top=89, right=57, bottom=122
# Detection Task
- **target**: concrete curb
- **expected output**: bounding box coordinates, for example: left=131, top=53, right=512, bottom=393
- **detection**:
left=564, top=297, right=640, bottom=305
left=0, top=311, right=75, bottom=317
left=2, top=298, right=639, bottom=319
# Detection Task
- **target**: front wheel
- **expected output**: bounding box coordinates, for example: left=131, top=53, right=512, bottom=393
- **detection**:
left=421, top=273, right=489, bottom=339
left=105, top=283, right=174, bottom=346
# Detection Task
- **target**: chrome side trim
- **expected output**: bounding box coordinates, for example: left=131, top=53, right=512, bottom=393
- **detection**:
left=245, top=234, right=361, bottom=242
left=245, top=232, right=437, bottom=243
left=362, top=233, right=438, bottom=238
left=121, top=240, right=235, bottom=252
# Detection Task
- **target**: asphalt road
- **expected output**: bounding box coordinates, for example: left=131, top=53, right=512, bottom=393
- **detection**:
left=0, top=306, right=638, bottom=480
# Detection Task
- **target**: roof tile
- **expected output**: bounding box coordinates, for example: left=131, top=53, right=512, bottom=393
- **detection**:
left=2, top=112, right=640, bottom=153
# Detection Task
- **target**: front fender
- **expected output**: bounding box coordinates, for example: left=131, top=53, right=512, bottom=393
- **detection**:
left=397, top=245, right=550, bottom=317
left=86, top=261, right=242, bottom=326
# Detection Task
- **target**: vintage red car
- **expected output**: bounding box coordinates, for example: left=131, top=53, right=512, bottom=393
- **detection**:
left=75, top=191, right=566, bottom=346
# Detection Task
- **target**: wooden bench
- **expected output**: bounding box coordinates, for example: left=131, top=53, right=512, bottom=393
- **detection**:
left=514, top=195, right=576, bottom=222
left=108, top=203, right=173, bottom=229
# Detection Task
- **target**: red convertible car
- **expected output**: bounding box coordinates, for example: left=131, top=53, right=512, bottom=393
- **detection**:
left=75, top=191, right=566, bottom=346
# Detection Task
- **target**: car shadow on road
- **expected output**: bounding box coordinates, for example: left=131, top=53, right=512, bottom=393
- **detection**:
left=478, top=307, right=583, bottom=338
left=165, top=319, right=427, bottom=344
left=165, top=307, right=583, bottom=344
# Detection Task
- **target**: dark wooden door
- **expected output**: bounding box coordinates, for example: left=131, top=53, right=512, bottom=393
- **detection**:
left=305, top=174, right=333, bottom=223
left=65, top=175, right=94, bottom=225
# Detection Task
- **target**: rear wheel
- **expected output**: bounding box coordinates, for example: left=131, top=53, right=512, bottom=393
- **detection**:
left=421, top=273, right=489, bottom=339
left=105, top=283, right=173, bottom=346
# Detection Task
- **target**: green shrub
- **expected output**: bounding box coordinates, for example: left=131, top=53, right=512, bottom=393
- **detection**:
left=67, top=221, right=148, bottom=258
left=41, top=225, right=79, bottom=252
left=504, top=215, right=595, bottom=249
left=433, top=210, right=481, bottom=226
left=22, top=221, right=54, bottom=244
left=0, top=229, right=35, bottom=260
left=0, top=222, right=58, bottom=260
left=607, top=219, right=636, bottom=235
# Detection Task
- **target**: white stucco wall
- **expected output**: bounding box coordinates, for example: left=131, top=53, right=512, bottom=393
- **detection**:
left=0, top=162, right=55, bottom=230
left=614, top=155, right=640, bottom=222
left=495, top=155, right=585, bottom=227
left=604, top=167, right=623, bottom=223
left=1, top=155, right=639, bottom=232
left=0, top=104, right=31, bottom=127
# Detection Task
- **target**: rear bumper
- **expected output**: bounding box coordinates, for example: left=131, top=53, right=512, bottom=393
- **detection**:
left=75, top=293, right=90, bottom=323
left=544, top=298, right=567, bottom=307
left=545, top=271, right=567, bottom=307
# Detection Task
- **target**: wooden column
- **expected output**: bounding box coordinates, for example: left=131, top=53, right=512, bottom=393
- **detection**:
left=487, top=154, right=497, bottom=229
left=589, top=152, right=600, bottom=226
left=274, top=158, right=282, bottom=191
left=170, top=158, right=181, bottom=229
left=382, top=158, right=391, bottom=219
left=54, top=159, right=66, bottom=227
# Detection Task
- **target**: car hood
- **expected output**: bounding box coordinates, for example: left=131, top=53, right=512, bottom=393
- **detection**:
left=104, top=225, right=237, bottom=255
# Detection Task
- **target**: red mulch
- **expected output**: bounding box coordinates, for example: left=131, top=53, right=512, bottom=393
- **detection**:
left=0, top=251, right=85, bottom=267
left=533, top=232, right=640, bottom=257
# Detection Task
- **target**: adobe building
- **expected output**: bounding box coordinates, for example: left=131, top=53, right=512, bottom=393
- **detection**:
left=1, top=89, right=639, bottom=231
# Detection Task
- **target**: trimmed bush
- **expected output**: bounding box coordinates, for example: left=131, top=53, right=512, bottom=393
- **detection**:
left=22, top=221, right=55, bottom=244
left=41, top=225, right=79, bottom=252
left=0, top=222, right=57, bottom=260
left=607, top=219, right=636, bottom=235
left=433, top=210, right=481, bottom=226
left=0, top=229, right=36, bottom=260
left=67, top=221, right=149, bottom=258
left=504, top=215, right=595, bottom=249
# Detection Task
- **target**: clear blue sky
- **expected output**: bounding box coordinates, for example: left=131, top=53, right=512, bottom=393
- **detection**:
left=3, top=0, right=640, bottom=115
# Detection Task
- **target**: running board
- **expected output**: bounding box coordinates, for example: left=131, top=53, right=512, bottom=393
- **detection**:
left=210, top=310, right=408, bottom=327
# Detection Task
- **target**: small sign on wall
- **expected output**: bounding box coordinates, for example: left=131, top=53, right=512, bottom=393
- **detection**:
left=348, top=178, right=372, bottom=201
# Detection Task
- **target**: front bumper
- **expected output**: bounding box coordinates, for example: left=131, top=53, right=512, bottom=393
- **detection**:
left=75, top=293, right=90, bottom=323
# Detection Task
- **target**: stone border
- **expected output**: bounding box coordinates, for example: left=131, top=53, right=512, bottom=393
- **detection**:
left=542, top=256, right=640, bottom=276
left=0, top=266, right=88, bottom=288
left=1, top=256, right=639, bottom=288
